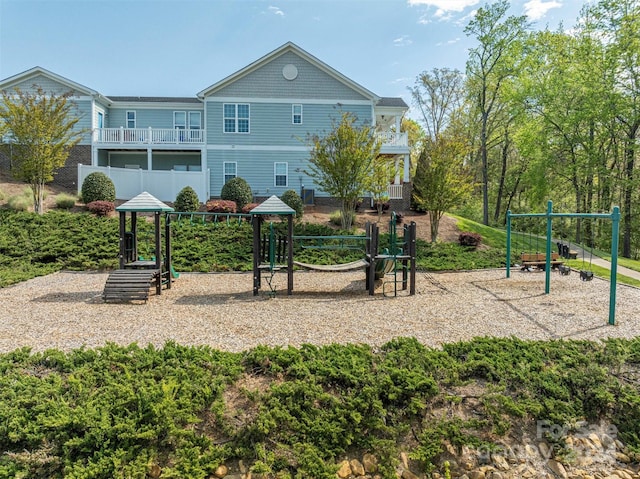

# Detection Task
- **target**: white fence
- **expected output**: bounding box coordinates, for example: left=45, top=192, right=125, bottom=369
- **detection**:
left=93, top=128, right=205, bottom=145
left=78, top=165, right=210, bottom=202
left=387, top=184, right=403, bottom=200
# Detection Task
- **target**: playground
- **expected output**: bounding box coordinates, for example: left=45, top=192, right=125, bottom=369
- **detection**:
left=2, top=267, right=640, bottom=354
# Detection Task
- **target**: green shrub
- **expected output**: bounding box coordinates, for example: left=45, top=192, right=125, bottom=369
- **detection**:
left=86, top=200, right=115, bottom=216
left=7, top=194, right=30, bottom=211
left=220, top=177, right=252, bottom=210
left=0, top=188, right=5, bottom=201
left=81, top=172, right=116, bottom=204
left=280, top=189, right=304, bottom=219
left=174, top=186, right=200, bottom=212
left=55, top=193, right=77, bottom=210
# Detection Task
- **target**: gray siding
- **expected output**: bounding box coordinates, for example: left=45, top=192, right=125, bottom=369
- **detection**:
left=206, top=102, right=371, bottom=146
left=207, top=149, right=328, bottom=198
left=107, top=108, right=203, bottom=129
left=211, top=51, right=369, bottom=100
left=8, top=74, right=83, bottom=96
left=72, top=100, right=92, bottom=145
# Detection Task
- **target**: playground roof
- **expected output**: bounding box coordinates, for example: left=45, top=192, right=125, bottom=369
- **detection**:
left=116, top=192, right=174, bottom=212
left=250, top=195, right=296, bottom=215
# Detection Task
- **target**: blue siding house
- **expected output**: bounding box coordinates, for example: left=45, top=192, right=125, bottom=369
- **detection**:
left=0, top=42, right=410, bottom=205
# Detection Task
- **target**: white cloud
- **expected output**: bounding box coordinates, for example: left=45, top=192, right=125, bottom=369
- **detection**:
left=523, top=0, right=562, bottom=21
left=268, top=5, right=284, bottom=16
left=436, top=37, right=461, bottom=46
left=393, top=35, right=413, bottom=47
left=408, top=0, right=479, bottom=12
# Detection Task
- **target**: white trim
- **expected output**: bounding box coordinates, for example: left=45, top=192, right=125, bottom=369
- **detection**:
left=274, top=162, right=288, bottom=187
left=126, top=110, right=136, bottom=128
left=207, top=144, right=309, bottom=152
left=223, top=103, right=250, bottom=134
left=205, top=96, right=371, bottom=106
left=292, top=104, right=302, bottom=125
left=173, top=111, right=186, bottom=129
left=223, top=161, right=237, bottom=183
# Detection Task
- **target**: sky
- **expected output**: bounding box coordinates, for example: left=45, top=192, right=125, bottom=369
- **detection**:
left=0, top=0, right=589, bottom=115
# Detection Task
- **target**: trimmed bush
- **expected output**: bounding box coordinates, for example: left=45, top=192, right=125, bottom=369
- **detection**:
left=86, top=200, right=115, bottom=216
left=241, top=202, right=259, bottom=214
left=220, top=177, right=252, bottom=210
left=81, top=172, right=116, bottom=204
left=205, top=199, right=237, bottom=213
left=459, top=231, right=482, bottom=248
left=280, top=189, right=304, bottom=219
left=55, top=193, right=77, bottom=210
left=174, top=186, right=200, bottom=212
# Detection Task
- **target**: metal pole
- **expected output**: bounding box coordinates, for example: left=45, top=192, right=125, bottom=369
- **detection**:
left=609, top=206, right=620, bottom=325
left=545, top=200, right=553, bottom=294
left=506, top=210, right=511, bottom=278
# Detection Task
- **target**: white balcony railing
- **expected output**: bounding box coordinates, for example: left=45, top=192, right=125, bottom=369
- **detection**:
left=93, top=127, right=205, bottom=145
left=387, top=184, right=403, bottom=200
left=376, top=131, right=408, bottom=147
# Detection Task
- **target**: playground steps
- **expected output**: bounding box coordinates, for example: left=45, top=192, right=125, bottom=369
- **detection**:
left=102, top=269, right=160, bottom=302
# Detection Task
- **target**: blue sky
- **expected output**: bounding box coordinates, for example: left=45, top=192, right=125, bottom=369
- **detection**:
left=0, top=0, right=587, bottom=113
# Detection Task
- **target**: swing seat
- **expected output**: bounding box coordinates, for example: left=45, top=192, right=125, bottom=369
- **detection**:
left=580, top=270, right=594, bottom=281
left=558, top=264, right=571, bottom=276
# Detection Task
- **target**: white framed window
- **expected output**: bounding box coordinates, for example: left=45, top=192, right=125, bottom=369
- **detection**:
left=223, top=103, right=250, bottom=133
left=223, top=162, right=237, bottom=183
left=174, top=111, right=186, bottom=130
left=126, top=111, right=136, bottom=128
left=274, top=162, right=288, bottom=187
left=188, top=111, right=201, bottom=129
left=292, top=104, right=302, bottom=124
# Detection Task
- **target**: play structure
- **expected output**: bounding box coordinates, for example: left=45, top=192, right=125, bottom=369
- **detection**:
left=103, top=192, right=175, bottom=302
left=506, top=200, right=621, bottom=325
left=250, top=196, right=416, bottom=297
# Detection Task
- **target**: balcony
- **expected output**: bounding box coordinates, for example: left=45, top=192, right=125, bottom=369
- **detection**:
left=93, top=127, right=205, bottom=145
left=376, top=131, right=408, bottom=147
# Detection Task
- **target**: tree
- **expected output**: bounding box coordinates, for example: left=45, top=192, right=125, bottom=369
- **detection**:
left=464, top=0, right=529, bottom=225
left=369, top=156, right=397, bottom=221
left=412, top=134, right=474, bottom=242
left=305, top=112, right=381, bottom=229
left=0, top=87, right=82, bottom=214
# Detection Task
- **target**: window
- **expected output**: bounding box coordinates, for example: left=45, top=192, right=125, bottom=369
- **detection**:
left=223, top=103, right=250, bottom=133
left=126, top=111, right=136, bottom=128
left=174, top=111, right=186, bottom=130
left=274, top=162, right=288, bottom=187
left=292, top=104, right=302, bottom=124
left=97, top=111, right=104, bottom=129
left=223, top=162, right=237, bottom=183
left=188, top=111, right=201, bottom=129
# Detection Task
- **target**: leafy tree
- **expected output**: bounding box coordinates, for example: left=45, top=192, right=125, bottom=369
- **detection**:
left=464, top=0, right=529, bottom=225
left=369, top=156, right=397, bottom=221
left=305, top=112, right=381, bottom=229
left=0, top=87, right=83, bottom=214
left=413, top=135, right=474, bottom=242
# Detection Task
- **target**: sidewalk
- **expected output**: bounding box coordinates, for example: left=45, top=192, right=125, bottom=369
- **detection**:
left=561, top=243, right=640, bottom=281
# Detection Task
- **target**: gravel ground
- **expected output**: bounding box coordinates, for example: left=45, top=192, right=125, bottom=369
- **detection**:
left=1, top=268, right=639, bottom=354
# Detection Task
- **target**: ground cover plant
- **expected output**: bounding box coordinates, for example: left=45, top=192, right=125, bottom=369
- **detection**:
left=1, top=338, right=639, bottom=478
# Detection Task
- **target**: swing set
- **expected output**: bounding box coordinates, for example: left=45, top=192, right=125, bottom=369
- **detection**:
left=506, top=200, right=621, bottom=325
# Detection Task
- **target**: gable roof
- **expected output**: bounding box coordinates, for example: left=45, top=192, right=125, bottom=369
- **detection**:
left=0, top=66, right=99, bottom=97
left=198, top=42, right=379, bottom=101
left=250, top=195, right=296, bottom=215
left=116, top=191, right=174, bottom=212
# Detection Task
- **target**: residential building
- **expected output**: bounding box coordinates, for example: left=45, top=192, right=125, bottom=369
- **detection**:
left=0, top=42, right=410, bottom=206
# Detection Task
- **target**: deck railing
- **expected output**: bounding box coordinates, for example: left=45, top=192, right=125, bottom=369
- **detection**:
left=93, top=127, right=205, bottom=145
left=387, top=184, right=403, bottom=200
left=376, top=131, right=408, bottom=147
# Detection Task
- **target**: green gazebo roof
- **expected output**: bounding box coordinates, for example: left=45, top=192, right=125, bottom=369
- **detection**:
left=116, top=192, right=174, bottom=212
left=250, top=195, right=296, bottom=215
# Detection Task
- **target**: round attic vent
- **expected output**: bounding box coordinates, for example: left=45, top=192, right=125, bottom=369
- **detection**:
left=282, top=64, right=298, bottom=80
